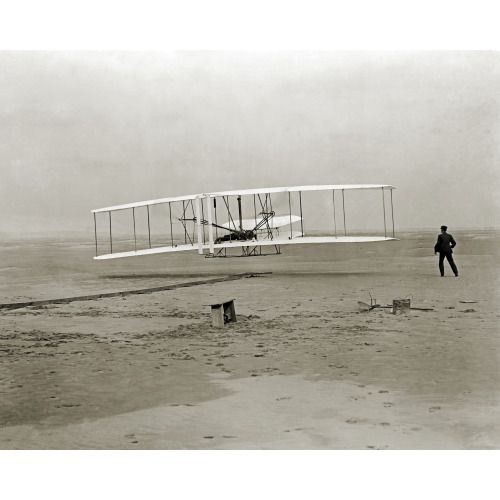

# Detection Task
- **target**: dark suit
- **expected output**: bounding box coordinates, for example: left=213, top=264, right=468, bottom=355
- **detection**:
left=434, top=232, right=458, bottom=276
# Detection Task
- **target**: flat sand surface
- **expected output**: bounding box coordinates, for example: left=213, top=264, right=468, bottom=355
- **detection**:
left=0, top=230, right=499, bottom=449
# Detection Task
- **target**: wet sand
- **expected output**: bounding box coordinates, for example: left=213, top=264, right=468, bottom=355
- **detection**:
left=0, top=230, right=499, bottom=449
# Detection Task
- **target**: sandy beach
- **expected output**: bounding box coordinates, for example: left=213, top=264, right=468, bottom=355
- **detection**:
left=0, top=229, right=499, bottom=449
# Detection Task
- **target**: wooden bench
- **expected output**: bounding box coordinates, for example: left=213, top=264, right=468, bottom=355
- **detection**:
left=209, top=299, right=236, bottom=328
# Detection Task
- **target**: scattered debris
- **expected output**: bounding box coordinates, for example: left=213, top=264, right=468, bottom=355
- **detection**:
left=393, top=297, right=411, bottom=315
left=358, top=293, right=434, bottom=313
left=357, top=301, right=376, bottom=312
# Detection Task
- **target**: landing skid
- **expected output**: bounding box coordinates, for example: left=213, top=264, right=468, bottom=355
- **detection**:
left=205, top=245, right=281, bottom=258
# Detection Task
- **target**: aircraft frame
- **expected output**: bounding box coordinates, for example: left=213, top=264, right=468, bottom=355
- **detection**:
left=91, top=184, right=397, bottom=260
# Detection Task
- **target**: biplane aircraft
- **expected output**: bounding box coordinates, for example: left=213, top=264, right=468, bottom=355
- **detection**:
left=91, top=185, right=397, bottom=260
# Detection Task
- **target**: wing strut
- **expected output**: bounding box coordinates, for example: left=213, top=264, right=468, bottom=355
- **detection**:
left=194, top=196, right=204, bottom=254
left=179, top=201, right=194, bottom=246
left=382, top=187, right=387, bottom=238
left=237, top=196, right=243, bottom=231
left=147, top=205, right=151, bottom=249
left=201, top=197, right=206, bottom=243
left=299, top=191, right=304, bottom=236
left=253, top=211, right=275, bottom=232
left=223, top=196, right=238, bottom=232
left=206, top=196, right=214, bottom=254
left=332, top=189, right=337, bottom=238
left=133, top=207, right=137, bottom=251
left=109, top=211, right=113, bottom=254
left=214, top=197, right=219, bottom=240
left=342, top=189, right=347, bottom=236
left=94, top=213, right=98, bottom=257
left=253, top=195, right=258, bottom=230
left=391, top=189, right=395, bottom=238
left=168, top=202, right=174, bottom=247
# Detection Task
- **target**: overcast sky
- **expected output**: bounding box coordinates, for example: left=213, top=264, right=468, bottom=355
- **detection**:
left=1, top=50, right=498, bottom=233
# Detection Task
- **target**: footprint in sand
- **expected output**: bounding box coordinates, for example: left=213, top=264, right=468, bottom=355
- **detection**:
left=346, top=418, right=363, bottom=424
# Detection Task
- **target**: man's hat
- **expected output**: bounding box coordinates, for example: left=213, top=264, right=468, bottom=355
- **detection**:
left=441, top=225, right=448, bottom=230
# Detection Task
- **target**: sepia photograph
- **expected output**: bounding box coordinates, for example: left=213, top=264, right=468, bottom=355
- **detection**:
left=0, top=2, right=499, bottom=498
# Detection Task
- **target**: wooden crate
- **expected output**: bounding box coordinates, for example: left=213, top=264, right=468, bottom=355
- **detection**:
left=210, top=299, right=236, bottom=328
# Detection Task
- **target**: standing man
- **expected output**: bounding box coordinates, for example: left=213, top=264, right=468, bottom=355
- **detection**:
left=434, top=225, right=459, bottom=277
